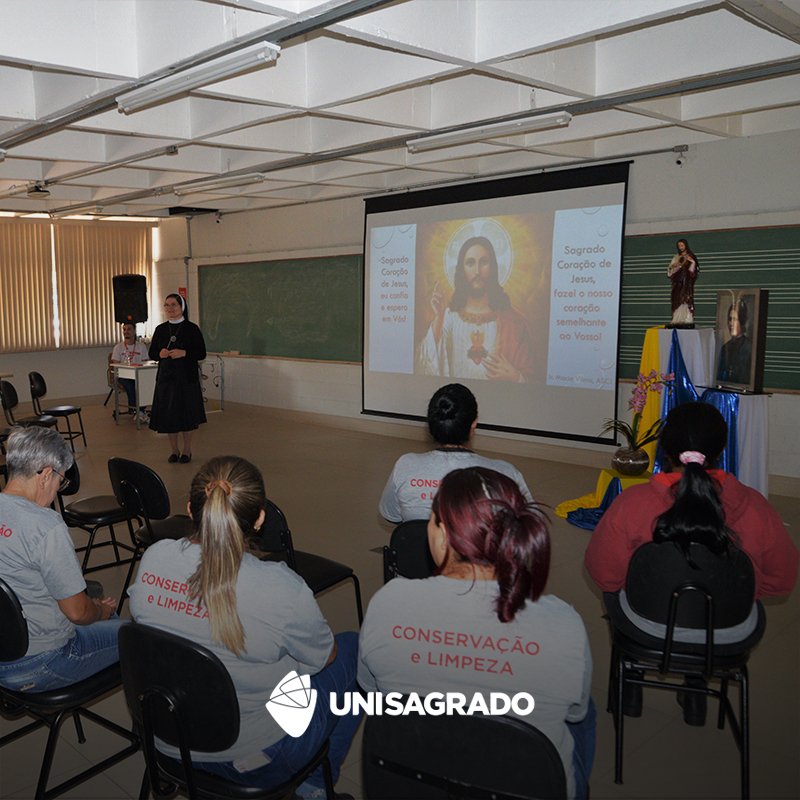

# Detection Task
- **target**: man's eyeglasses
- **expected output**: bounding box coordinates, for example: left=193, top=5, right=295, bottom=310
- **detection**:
left=38, top=467, right=71, bottom=493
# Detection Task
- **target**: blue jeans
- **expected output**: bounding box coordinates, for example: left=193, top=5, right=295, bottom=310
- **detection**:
left=0, top=618, right=123, bottom=692
left=118, top=377, right=145, bottom=411
left=567, top=697, right=597, bottom=800
left=195, top=632, right=362, bottom=791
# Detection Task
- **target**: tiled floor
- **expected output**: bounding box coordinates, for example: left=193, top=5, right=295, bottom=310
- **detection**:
left=1, top=401, right=798, bottom=799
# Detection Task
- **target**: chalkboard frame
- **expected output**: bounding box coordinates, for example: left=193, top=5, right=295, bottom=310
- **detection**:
left=198, top=255, right=363, bottom=363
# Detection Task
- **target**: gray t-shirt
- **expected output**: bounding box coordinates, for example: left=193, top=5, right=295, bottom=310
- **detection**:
left=358, top=576, right=591, bottom=799
left=0, top=493, right=86, bottom=656
left=379, top=449, right=534, bottom=523
left=129, top=539, right=334, bottom=763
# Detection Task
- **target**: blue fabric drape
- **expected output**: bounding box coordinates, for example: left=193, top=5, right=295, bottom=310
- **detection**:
left=699, top=388, right=739, bottom=476
left=653, top=330, right=698, bottom=474
left=566, top=477, right=622, bottom=531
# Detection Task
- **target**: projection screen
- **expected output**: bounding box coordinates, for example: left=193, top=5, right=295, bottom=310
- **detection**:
left=362, top=163, right=630, bottom=443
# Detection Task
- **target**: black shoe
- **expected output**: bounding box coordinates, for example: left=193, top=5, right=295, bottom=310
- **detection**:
left=622, top=671, right=643, bottom=717
left=179, top=453, right=192, bottom=463
left=168, top=453, right=179, bottom=463
left=677, top=677, right=707, bottom=726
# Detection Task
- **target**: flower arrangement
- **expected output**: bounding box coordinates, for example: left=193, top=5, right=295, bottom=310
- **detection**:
left=601, top=369, right=674, bottom=450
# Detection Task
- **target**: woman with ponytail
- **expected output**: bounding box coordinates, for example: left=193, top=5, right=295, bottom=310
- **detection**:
left=585, top=401, right=797, bottom=608
left=129, top=457, right=360, bottom=799
left=360, top=467, right=594, bottom=799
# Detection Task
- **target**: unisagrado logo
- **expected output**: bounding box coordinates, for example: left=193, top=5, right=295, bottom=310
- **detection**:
left=266, top=671, right=535, bottom=738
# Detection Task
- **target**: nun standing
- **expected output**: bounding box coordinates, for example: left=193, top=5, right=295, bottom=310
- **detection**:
left=149, top=293, right=207, bottom=463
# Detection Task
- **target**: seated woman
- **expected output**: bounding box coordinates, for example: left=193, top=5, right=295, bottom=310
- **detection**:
left=585, top=401, right=798, bottom=722
left=129, top=456, right=360, bottom=798
left=361, top=467, right=594, bottom=800
left=379, top=383, right=533, bottom=523
left=0, top=427, right=121, bottom=691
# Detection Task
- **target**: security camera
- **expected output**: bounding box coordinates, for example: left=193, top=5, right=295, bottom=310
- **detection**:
left=675, top=157, right=685, bottom=167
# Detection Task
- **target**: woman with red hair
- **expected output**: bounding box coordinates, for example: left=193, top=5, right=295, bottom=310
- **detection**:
left=359, top=467, right=594, bottom=799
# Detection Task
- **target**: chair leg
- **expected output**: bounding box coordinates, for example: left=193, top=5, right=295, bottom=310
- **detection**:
left=351, top=574, right=364, bottom=626
left=77, top=410, right=87, bottom=447
left=740, top=668, right=750, bottom=800
left=108, top=525, right=122, bottom=564
left=614, top=654, right=626, bottom=785
left=718, top=676, right=729, bottom=730
left=138, top=768, right=151, bottom=800
left=63, top=415, right=76, bottom=453
left=73, top=709, right=86, bottom=743
left=81, top=527, right=101, bottom=571
left=34, top=709, right=70, bottom=800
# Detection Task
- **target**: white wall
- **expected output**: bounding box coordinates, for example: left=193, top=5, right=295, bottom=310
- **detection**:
left=0, top=348, right=110, bottom=407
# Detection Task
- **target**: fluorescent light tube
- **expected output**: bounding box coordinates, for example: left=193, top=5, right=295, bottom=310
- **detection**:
left=116, top=42, right=280, bottom=114
left=173, top=173, right=267, bottom=195
left=407, top=111, right=572, bottom=153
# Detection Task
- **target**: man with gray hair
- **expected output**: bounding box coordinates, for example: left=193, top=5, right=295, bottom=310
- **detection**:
left=0, top=426, right=122, bottom=691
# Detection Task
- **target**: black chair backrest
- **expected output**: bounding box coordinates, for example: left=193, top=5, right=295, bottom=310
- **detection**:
left=363, top=709, right=567, bottom=800
left=108, top=458, right=171, bottom=521
left=119, top=623, right=240, bottom=787
left=28, top=372, right=46, bottom=413
left=384, top=520, right=435, bottom=582
left=59, top=461, right=81, bottom=499
left=0, top=577, right=30, bottom=662
left=249, top=499, right=298, bottom=570
left=626, top=541, right=755, bottom=629
left=0, top=381, right=18, bottom=423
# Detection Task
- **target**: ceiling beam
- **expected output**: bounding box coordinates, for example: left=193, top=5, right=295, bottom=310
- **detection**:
left=0, top=0, right=398, bottom=153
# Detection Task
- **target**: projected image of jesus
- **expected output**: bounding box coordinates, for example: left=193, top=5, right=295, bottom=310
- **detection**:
left=418, top=236, right=534, bottom=382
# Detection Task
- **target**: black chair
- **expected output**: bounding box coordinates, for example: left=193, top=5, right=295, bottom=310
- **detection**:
left=56, top=461, right=137, bottom=574
left=250, top=500, right=364, bottom=625
left=0, top=578, right=139, bottom=800
left=119, top=623, right=335, bottom=800
left=362, top=707, right=566, bottom=799
left=29, top=371, right=87, bottom=451
left=107, top=457, right=195, bottom=615
left=382, top=519, right=435, bottom=583
left=605, top=541, right=766, bottom=799
left=0, top=380, right=58, bottom=430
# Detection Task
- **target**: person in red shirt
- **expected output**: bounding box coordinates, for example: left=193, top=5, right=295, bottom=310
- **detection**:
left=585, top=401, right=798, bottom=724
left=585, top=402, right=797, bottom=599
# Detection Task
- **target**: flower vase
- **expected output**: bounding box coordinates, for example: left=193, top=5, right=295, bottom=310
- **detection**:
left=611, top=447, right=650, bottom=476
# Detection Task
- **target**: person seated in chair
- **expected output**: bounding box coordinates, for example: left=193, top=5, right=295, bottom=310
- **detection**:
left=585, top=401, right=798, bottom=723
left=0, top=427, right=122, bottom=691
left=379, top=383, right=533, bottom=522
left=128, top=456, right=361, bottom=799
left=110, top=322, right=150, bottom=423
left=361, top=467, right=595, bottom=799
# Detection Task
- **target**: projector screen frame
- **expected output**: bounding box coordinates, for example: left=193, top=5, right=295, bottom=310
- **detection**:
left=361, top=162, right=631, bottom=446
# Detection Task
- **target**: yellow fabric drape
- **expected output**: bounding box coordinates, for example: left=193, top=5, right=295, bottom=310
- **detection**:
left=638, top=326, right=664, bottom=469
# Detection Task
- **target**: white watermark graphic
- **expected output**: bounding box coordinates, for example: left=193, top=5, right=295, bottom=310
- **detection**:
left=266, top=671, right=535, bottom=738
left=265, top=671, right=318, bottom=737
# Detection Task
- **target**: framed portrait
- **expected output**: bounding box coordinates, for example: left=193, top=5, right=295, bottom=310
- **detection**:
left=714, top=288, right=769, bottom=393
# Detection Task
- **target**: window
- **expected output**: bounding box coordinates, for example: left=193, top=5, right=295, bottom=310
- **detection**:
left=0, top=218, right=153, bottom=354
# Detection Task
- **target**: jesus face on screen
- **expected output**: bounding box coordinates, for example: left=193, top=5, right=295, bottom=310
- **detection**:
left=450, top=237, right=508, bottom=314
left=417, top=234, right=535, bottom=383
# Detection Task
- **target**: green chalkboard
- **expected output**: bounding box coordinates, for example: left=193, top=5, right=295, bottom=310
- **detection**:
left=620, top=227, right=800, bottom=390
left=198, top=256, right=362, bottom=362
